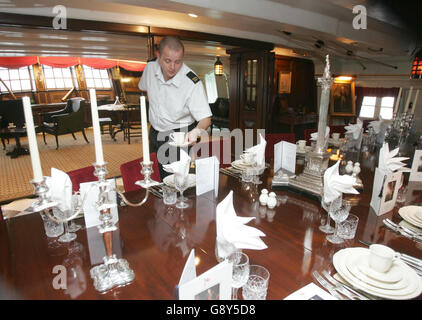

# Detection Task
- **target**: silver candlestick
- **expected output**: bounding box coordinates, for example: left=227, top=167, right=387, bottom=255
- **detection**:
left=285, top=55, right=332, bottom=198
left=89, top=162, right=135, bottom=293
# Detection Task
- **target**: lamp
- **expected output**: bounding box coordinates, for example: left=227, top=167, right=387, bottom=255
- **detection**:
left=214, top=56, right=223, bottom=76
left=411, top=49, right=422, bottom=79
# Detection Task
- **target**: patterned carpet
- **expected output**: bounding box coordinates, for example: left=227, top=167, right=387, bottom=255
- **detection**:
left=0, top=128, right=143, bottom=204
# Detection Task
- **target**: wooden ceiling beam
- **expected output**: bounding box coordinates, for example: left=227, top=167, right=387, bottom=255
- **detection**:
left=0, top=12, right=274, bottom=51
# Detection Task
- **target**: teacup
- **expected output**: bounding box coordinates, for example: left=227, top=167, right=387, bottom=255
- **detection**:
left=332, top=133, right=340, bottom=141
left=368, top=244, right=399, bottom=273
left=296, top=140, right=306, bottom=151
left=169, top=132, right=186, bottom=145
left=240, top=152, right=255, bottom=164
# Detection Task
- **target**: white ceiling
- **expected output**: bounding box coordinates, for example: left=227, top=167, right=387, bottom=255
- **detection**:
left=0, top=0, right=419, bottom=74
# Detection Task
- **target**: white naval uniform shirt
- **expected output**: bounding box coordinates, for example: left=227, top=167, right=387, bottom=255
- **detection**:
left=138, top=60, right=212, bottom=132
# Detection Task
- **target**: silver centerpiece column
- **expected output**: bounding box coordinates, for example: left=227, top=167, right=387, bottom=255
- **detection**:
left=286, top=55, right=333, bottom=198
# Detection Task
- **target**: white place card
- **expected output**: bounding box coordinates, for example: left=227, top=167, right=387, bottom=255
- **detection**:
left=409, top=150, right=422, bottom=182
left=370, top=168, right=402, bottom=216
left=178, top=258, right=232, bottom=300
left=79, top=178, right=119, bottom=229
left=179, top=249, right=197, bottom=287
left=283, top=283, right=337, bottom=300
left=195, top=156, right=219, bottom=197
left=274, top=140, right=296, bottom=174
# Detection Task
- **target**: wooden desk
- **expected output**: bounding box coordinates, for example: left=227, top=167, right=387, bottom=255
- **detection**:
left=0, top=158, right=421, bottom=299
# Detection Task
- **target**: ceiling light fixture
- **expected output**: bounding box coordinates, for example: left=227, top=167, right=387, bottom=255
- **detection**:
left=214, top=56, right=223, bottom=76
left=188, top=13, right=198, bottom=18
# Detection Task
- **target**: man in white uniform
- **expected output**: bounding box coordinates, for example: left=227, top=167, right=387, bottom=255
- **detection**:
left=138, top=36, right=212, bottom=179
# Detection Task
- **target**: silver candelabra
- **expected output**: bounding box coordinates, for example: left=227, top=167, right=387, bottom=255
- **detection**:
left=31, top=160, right=159, bottom=293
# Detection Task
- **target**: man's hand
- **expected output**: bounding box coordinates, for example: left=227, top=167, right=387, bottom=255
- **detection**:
left=185, top=127, right=201, bottom=145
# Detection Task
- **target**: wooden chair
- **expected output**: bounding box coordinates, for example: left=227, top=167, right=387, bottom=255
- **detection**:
left=120, top=152, right=161, bottom=193
left=123, top=106, right=142, bottom=144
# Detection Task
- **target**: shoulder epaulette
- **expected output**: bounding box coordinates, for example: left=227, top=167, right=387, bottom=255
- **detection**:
left=186, top=71, right=200, bottom=84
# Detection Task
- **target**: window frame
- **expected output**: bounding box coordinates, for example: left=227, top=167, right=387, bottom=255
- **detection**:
left=0, top=66, right=36, bottom=93
left=42, top=65, right=78, bottom=90
left=82, top=65, right=112, bottom=90
left=359, top=95, right=396, bottom=120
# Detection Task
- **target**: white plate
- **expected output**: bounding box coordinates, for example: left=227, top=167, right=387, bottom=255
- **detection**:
left=398, top=206, right=422, bottom=228
left=169, top=141, right=189, bottom=148
left=345, top=253, right=407, bottom=290
left=163, top=173, right=196, bottom=189
left=333, top=248, right=422, bottom=299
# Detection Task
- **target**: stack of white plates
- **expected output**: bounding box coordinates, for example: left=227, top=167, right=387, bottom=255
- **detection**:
left=333, top=247, right=422, bottom=299
left=163, top=174, right=196, bottom=189
left=398, top=206, right=422, bottom=229
left=231, top=159, right=255, bottom=171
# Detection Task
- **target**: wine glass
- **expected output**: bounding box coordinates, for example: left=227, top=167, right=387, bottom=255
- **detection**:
left=319, top=196, right=342, bottom=234
left=68, top=191, right=82, bottom=232
left=226, top=251, right=250, bottom=300
left=54, top=207, right=77, bottom=243
left=326, top=199, right=351, bottom=244
left=174, top=173, right=189, bottom=209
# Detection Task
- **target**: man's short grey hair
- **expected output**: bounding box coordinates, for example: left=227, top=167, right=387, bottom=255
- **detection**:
left=158, top=36, right=184, bottom=55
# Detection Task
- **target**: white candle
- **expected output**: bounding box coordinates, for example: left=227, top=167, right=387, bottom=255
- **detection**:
left=412, top=89, right=419, bottom=114
left=393, top=87, right=402, bottom=114
left=22, top=96, right=43, bottom=182
left=89, top=89, right=105, bottom=165
left=140, top=96, right=150, bottom=163
left=404, top=86, right=413, bottom=113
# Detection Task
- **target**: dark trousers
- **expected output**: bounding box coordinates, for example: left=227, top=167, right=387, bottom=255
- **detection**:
left=149, top=122, right=197, bottom=180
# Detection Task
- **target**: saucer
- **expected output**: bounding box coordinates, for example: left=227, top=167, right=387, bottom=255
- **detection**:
left=398, top=206, right=422, bottom=228
left=346, top=253, right=403, bottom=284
left=163, top=173, right=196, bottom=189
left=232, top=160, right=254, bottom=170
left=169, top=141, right=189, bottom=148
left=333, top=248, right=422, bottom=299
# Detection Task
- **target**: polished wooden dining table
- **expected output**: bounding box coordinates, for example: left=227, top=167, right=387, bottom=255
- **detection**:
left=0, top=153, right=421, bottom=300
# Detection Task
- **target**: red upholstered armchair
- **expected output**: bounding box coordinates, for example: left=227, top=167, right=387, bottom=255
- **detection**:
left=120, top=152, right=161, bottom=193
left=264, top=133, right=296, bottom=160
left=67, top=165, right=98, bottom=193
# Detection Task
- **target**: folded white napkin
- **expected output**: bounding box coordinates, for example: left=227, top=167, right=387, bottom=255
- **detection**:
left=246, top=133, right=267, bottom=168
left=344, top=118, right=363, bottom=140
left=163, top=149, right=191, bottom=178
left=46, top=168, right=73, bottom=213
left=310, top=126, right=330, bottom=141
left=216, top=191, right=267, bottom=259
left=367, top=120, right=383, bottom=134
left=323, top=160, right=359, bottom=203
left=378, top=143, right=409, bottom=173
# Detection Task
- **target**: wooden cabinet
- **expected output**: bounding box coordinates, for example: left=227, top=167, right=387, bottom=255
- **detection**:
left=227, top=48, right=274, bottom=134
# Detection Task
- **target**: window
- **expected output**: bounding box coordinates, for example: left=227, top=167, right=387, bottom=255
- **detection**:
left=204, top=71, right=229, bottom=104
left=0, top=66, right=36, bottom=92
left=43, top=65, right=77, bottom=90
left=359, top=96, right=395, bottom=120
left=82, top=66, right=112, bottom=89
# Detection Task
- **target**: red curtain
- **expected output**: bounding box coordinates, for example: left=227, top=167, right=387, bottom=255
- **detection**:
left=0, top=56, right=38, bottom=68
left=355, top=87, right=400, bottom=116
left=0, top=56, right=146, bottom=71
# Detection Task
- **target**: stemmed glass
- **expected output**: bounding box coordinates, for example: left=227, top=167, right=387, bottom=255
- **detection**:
left=68, top=191, right=82, bottom=232
left=54, top=206, right=77, bottom=243
left=226, top=251, right=250, bottom=300
left=319, top=196, right=342, bottom=234
left=174, top=173, right=189, bottom=209
left=326, top=199, right=351, bottom=244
